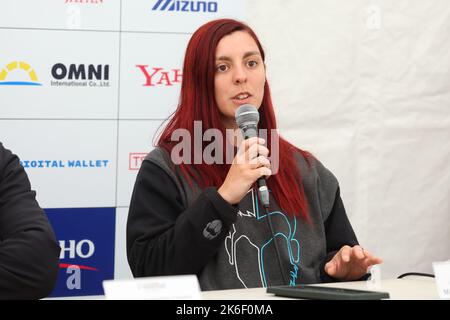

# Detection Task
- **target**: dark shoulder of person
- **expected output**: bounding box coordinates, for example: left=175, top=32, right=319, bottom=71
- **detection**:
left=0, top=142, right=60, bottom=299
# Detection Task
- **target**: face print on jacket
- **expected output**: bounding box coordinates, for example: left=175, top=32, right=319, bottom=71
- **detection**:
left=224, top=188, right=301, bottom=287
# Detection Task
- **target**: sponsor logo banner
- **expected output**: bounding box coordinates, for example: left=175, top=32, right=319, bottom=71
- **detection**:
left=46, top=207, right=115, bottom=297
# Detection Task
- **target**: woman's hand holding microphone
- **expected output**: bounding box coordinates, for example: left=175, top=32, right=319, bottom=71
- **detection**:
left=218, top=137, right=271, bottom=205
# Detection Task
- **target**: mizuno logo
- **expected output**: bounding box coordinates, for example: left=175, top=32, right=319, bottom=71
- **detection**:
left=151, top=0, right=218, bottom=13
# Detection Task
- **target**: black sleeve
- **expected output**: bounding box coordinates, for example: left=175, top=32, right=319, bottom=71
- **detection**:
left=0, top=143, right=60, bottom=299
left=127, top=160, right=238, bottom=278
left=319, top=187, right=367, bottom=282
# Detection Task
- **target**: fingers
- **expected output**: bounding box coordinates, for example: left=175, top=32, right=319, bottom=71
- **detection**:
left=364, top=249, right=383, bottom=263
left=343, top=245, right=380, bottom=262
left=233, top=137, right=272, bottom=181
left=257, top=166, right=272, bottom=178
left=352, top=246, right=382, bottom=270
left=352, top=245, right=366, bottom=260
left=340, top=245, right=352, bottom=262
left=359, top=247, right=383, bottom=265
left=237, top=137, right=265, bottom=155
left=220, top=138, right=271, bottom=205
left=252, top=155, right=272, bottom=179
left=249, top=155, right=271, bottom=168
left=363, top=256, right=383, bottom=267
left=353, top=248, right=383, bottom=274
left=325, top=247, right=346, bottom=276
left=246, top=141, right=269, bottom=160
left=236, top=137, right=269, bottom=165
left=325, top=245, right=383, bottom=279
left=325, top=260, right=337, bottom=275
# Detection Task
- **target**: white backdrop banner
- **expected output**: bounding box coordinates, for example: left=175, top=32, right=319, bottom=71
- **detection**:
left=0, top=0, right=245, bottom=297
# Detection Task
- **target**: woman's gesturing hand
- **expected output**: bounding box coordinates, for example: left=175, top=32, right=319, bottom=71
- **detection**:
left=325, top=245, right=383, bottom=281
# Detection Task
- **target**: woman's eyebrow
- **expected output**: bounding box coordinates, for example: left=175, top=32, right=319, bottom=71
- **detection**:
left=243, top=51, right=261, bottom=59
left=216, top=51, right=261, bottom=62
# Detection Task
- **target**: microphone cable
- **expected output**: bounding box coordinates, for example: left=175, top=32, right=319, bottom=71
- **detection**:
left=397, top=272, right=434, bottom=279
left=261, top=197, right=288, bottom=286
left=235, top=104, right=287, bottom=285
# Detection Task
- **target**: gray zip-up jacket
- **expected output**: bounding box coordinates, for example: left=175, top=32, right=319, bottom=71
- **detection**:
left=127, top=147, right=360, bottom=290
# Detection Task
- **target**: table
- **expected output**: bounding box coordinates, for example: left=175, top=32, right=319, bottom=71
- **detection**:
left=201, top=276, right=438, bottom=300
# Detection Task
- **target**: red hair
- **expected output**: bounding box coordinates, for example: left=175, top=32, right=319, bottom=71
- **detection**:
left=157, top=19, right=311, bottom=220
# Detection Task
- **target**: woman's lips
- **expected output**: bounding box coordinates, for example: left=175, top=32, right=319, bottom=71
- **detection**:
left=231, top=93, right=252, bottom=105
left=231, top=97, right=252, bottom=105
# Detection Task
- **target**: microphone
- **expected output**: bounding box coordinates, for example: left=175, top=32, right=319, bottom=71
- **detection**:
left=235, top=104, right=270, bottom=208
left=235, top=104, right=287, bottom=285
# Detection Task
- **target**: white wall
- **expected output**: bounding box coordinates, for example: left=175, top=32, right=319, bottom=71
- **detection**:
left=246, top=0, right=450, bottom=278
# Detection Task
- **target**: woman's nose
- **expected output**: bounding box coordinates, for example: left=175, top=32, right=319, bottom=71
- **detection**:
left=233, top=66, right=247, bottom=85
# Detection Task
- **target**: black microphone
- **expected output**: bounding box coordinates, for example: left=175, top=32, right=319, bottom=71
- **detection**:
left=235, top=104, right=270, bottom=208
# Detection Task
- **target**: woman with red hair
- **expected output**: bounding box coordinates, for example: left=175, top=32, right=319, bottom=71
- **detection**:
left=127, top=19, right=382, bottom=290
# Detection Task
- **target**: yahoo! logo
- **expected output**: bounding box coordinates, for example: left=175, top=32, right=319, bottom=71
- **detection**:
left=136, top=65, right=182, bottom=87
left=152, top=0, right=218, bottom=13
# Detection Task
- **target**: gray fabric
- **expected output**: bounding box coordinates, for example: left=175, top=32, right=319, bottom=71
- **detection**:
left=145, top=147, right=339, bottom=290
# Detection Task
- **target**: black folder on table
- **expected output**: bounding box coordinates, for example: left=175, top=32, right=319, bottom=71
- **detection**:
left=267, top=284, right=390, bottom=300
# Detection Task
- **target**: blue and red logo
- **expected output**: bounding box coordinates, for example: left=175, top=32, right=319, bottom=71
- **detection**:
left=45, top=207, right=115, bottom=297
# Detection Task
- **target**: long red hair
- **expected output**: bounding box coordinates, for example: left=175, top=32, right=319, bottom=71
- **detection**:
left=157, top=19, right=311, bottom=220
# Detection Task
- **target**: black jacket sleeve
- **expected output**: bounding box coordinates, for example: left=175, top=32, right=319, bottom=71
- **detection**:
left=127, top=160, right=238, bottom=278
left=319, top=187, right=366, bottom=282
left=0, top=143, right=60, bottom=299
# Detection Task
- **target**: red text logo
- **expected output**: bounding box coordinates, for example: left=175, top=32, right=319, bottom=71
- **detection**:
left=129, top=153, right=147, bottom=170
left=136, top=66, right=182, bottom=86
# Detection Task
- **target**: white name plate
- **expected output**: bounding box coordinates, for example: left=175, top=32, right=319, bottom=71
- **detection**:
left=433, top=260, right=450, bottom=299
left=103, top=275, right=201, bottom=300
